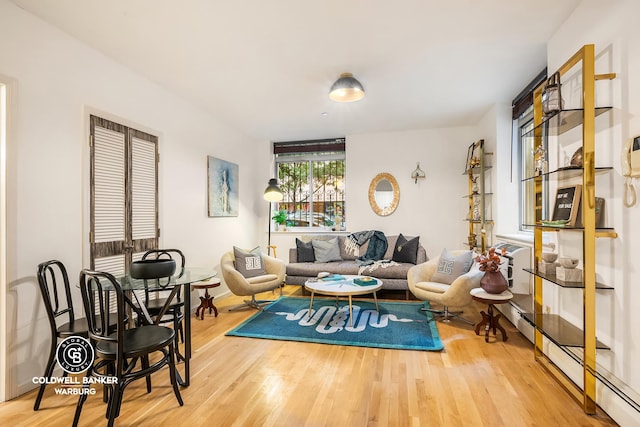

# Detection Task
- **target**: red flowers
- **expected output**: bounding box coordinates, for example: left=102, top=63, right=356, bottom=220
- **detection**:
left=475, top=247, right=507, bottom=272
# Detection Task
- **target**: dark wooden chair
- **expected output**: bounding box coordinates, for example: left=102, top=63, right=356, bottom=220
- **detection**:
left=140, top=249, right=186, bottom=359
left=34, top=260, right=109, bottom=411
left=74, top=269, right=183, bottom=427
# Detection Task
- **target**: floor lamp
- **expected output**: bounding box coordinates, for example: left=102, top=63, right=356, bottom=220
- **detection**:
left=264, top=178, right=283, bottom=256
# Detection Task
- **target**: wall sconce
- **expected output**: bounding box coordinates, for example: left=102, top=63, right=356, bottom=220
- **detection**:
left=411, top=162, right=426, bottom=184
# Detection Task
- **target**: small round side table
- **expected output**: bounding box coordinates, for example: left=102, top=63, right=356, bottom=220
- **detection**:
left=470, top=288, right=513, bottom=343
left=193, top=278, right=221, bottom=319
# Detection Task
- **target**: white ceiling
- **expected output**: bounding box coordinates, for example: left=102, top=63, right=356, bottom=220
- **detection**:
left=10, top=0, right=581, bottom=142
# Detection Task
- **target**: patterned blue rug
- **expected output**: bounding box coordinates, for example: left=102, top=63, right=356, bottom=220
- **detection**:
left=226, top=296, right=443, bottom=351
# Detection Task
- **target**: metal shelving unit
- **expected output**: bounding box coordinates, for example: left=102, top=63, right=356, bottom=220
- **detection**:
left=523, top=44, right=616, bottom=414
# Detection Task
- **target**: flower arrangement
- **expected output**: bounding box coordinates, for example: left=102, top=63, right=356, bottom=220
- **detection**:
left=475, top=247, right=507, bottom=273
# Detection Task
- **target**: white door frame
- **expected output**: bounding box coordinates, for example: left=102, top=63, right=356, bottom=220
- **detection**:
left=0, top=79, right=9, bottom=402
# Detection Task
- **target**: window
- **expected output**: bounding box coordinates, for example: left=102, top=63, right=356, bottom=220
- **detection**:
left=274, top=138, right=345, bottom=230
left=512, top=70, right=548, bottom=231
left=89, top=115, right=159, bottom=274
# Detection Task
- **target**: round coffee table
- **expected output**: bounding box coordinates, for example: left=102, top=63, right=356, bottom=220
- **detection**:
left=304, top=275, right=383, bottom=327
left=470, top=288, right=513, bottom=342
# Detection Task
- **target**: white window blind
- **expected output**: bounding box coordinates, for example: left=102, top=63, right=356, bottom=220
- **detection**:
left=93, top=126, right=125, bottom=243
left=131, top=136, right=157, bottom=240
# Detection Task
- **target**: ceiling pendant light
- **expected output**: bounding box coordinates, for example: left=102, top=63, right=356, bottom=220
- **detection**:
left=329, top=72, right=365, bottom=102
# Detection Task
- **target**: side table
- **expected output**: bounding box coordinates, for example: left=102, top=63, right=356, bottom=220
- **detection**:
left=470, top=288, right=513, bottom=342
left=193, top=278, right=221, bottom=319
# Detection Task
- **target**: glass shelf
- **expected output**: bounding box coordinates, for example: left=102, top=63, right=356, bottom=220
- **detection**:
left=462, top=192, right=493, bottom=198
left=521, top=313, right=610, bottom=349
left=521, top=166, right=613, bottom=182
left=464, top=219, right=494, bottom=224
left=524, top=268, right=613, bottom=289
left=462, top=165, right=492, bottom=175
left=522, top=107, right=613, bottom=137
left=522, top=224, right=617, bottom=238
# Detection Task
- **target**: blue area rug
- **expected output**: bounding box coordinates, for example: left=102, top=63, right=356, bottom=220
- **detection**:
left=226, top=296, right=443, bottom=351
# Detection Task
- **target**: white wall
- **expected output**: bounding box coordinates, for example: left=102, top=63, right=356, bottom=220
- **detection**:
left=0, top=0, right=264, bottom=399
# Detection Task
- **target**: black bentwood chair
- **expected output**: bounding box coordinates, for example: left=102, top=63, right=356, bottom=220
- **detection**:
left=74, top=270, right=183, bottom=427
left=140, top=249, right=186, bottom=359
left=34, top=260, right=118, bottom=411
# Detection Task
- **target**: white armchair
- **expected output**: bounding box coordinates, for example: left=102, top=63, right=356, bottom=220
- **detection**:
left=407, top=250, right=482, bottom=324
left=220, top=251, right=286, bottom=310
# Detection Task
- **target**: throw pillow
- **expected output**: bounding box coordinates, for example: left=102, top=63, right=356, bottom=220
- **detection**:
left=431, top=249, right=473, bottom=284
left=312, top=237, right=342, bottom=263
left=391, top=234, right=420, bottom=264
left=233, top=246, right=267, bottom=278
left=295, top=238, right=315, bottom=262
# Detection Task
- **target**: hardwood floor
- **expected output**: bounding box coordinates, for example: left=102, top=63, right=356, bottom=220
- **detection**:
left=0, top=286, right=617, bottom=426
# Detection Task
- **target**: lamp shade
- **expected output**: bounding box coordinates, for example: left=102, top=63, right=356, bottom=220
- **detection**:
left=329, top=72, right=365, bottom=102
left=264, top=178, right=283, bottom=202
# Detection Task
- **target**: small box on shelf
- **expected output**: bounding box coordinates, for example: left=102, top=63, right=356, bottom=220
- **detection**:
left=538, top=261, right=558, bottom=275
left=556, top=266, right=582, bottom=282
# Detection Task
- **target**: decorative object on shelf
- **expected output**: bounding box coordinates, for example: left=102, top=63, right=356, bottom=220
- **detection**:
left=534, top=144, right=548, bottom=175
left=570, top=146, right=584, bottom=167
left=551, top=185, right=582, bottom=227
left=410, top=162, right=426, bottom=184
left=575, top=197, right=605, bottom=228
left=472, top=198, right=481, bottom=221
left=467, top=233, right=477, bottom=249
left=542, top=72, right=563, bottom=116
left=539, top=252, right=559, bottom=275
left=471, top=176, right=479, bottom=194
left=208, top=156, right=239, bottom=217
left=558, top=257, right=579, bottom=269
left=264, top=178, right=284, bottom=256
left=329, top=72, right=365, bottom=102
left=556, top=257, right=582, bottom=281
left=475, top=247, right=508, bottom=294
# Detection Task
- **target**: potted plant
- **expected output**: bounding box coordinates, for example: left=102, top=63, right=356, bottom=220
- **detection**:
left=271, top=210, right=288, bottom=231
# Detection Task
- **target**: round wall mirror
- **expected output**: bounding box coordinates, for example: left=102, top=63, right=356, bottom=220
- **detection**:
left=368, top=173, right=400, bottom=216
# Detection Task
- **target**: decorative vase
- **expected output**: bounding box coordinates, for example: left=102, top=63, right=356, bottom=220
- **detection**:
left=480, top=271, right=508, bottom=294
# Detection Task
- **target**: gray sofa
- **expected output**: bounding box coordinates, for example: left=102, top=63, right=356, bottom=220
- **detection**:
left=286, top=234, right=427, bottom=298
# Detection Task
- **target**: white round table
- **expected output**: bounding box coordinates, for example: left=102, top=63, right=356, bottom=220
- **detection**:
left=304, top=275, right=383, bottom=327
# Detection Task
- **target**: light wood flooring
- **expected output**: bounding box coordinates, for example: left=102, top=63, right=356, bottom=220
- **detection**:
left=0, top=286, right=617, bottom=426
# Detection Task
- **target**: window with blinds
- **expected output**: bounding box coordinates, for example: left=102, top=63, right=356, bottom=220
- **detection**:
left=89, top=116, right=158, bottom=274
left=273, top=138, right=346, bottom=230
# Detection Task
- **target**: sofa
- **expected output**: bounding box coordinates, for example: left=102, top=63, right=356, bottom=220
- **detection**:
left=286, top=233, right=427, bottom=298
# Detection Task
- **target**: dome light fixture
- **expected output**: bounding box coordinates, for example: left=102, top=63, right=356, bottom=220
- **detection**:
left=329, top=72, right=365, bottom=102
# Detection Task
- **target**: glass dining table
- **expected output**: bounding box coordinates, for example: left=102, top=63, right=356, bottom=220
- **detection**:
left=116, top=267, right=217, bottom=387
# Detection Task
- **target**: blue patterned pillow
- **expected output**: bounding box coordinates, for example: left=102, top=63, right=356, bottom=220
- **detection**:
left=431, top=249, right=473, bottom=284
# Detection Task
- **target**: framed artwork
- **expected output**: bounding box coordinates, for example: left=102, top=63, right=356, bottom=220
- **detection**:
left=208, top=156, right=239, bottom=217
left=551, top=185, right=582, bottom=226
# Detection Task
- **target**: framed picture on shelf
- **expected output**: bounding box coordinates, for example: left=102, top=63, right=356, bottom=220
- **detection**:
left=551, top=185, right=582, bottom=226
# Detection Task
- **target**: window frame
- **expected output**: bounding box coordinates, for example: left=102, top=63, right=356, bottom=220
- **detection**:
left=273, top=139, right=346, bottom=231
